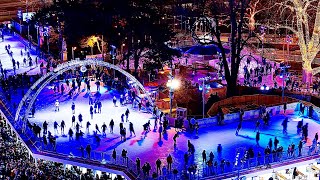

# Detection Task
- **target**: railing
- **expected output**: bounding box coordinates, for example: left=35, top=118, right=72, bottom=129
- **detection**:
left=202, top=145, right=320, bottom=179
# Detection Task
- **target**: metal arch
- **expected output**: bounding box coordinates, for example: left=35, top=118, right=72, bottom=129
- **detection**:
left=15, top=72, right=55, bottom=121
left=17, top=59, right=154, bottom=122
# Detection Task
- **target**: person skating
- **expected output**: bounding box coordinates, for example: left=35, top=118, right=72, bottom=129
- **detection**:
left=254, top=119, right=260, bottom=132
left=97, top=101, right=102, bottom=113
left=102, top=122, right=107, bottom=136
left=75, top=123, right=80, bottom=133
left=90, top=106, right=94, bottom=119
left=112, top=149, right=117, bottom=162
left=72, top=115, right=75, bottom=127
left=166, top=154, right=173, bottom=171
left=53, top=121, right=59, bottom=135
left=297, top=119, right=303, bottom=134
left=95, top=124, right=101, bottom=134
left=283, top=102, right=287, bottom=114
left=274, top=137, right=279, bottom=150
left=202, top=150, right=207, bottom=163
left=136, top=158, right=141, bottom=175
left=173, top=133, right=179, bottom=147
left=125, top=108, right=130, bottom=122
left=113, top=96, right=117, bottom=107
left=86, top=121, right=91, bottom=133
left=159, top=123, right=163, bottom=141
left=121, top=114, right=125, bottom=123
left=68, top=128, right=73, bottom=140
left=268, top=138, right=273, bottom=150
left=86, top=144, right=92, bottom=159
left=156, top=159, right=162, bottom=175
left=43, top=121, right=48, bottom=134
left=282, top=117, right=289, bottom=134
left=78, top=113, right=83, bottom=127
left=256, top=131, right=260, bottom=146
left=71, top=102, right=75, bottom=114
left=109, top=119, right=114, bottom=133
left=235, top=121, right=242, bottom=136
left=129, top=122, right=135, bottom=137
left=55, top=100, right=59, bottom=112
left=60, top=120, right=65, bottom=135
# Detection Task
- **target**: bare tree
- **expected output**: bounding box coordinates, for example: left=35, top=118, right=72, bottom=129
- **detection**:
left=206, top=0, right=253, bottom=97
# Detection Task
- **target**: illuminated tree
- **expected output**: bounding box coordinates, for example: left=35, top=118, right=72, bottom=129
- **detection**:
left=264, top=0, right=320, bottom=84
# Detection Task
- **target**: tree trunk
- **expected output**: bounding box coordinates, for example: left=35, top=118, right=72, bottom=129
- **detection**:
left=302, top=69, right=313, bottom=85
left=302, top=60, right=313, bottom=84
left=226, top=78, right=238, bottom=97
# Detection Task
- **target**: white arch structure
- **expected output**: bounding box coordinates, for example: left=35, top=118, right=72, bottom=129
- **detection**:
left=15, top=59, right=154, bottom=122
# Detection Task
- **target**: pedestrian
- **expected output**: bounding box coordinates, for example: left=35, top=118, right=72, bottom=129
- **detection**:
left=71, top=102, right=75, bottom=114
left=109, top=119, right=114, bottom=133
left=55, top=100, right=59, bottom=112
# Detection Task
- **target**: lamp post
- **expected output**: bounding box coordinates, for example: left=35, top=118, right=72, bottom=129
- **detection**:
left=199, top=76, right=210, bottom=119
left=166, top=76, right=180, bottom=117
left=72, top=47, right=76, bottom=60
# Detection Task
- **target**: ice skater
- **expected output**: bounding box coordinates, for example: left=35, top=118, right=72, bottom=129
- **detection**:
left=113, top=96, right=117, bottom=107
left=60, top=120, right=66, bottom=135
left=102, top=122, right=107, bottom=136
left=129, top=122, right=135, bottom=137
left=55, top=100, right=60, bottom=112
left=282, top=117, right=289, bottom=134
left=109, top=119, right=114, bottom=133
left=235, top=121, right=242, bottom=136
left=71, top=102, right=75, bottom=114
left=54, top=121, right=59, bottom=135
left=125, top=108, right=130, bottom=122
left=95, top=124, right=101, bottom=134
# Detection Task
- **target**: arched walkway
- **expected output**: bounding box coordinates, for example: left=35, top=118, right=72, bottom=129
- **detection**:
left=15, top=59, right=153, bottom=122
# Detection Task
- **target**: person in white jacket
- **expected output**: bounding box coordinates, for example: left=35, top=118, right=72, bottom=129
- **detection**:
left=55, top=100, right=60, bottom=112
